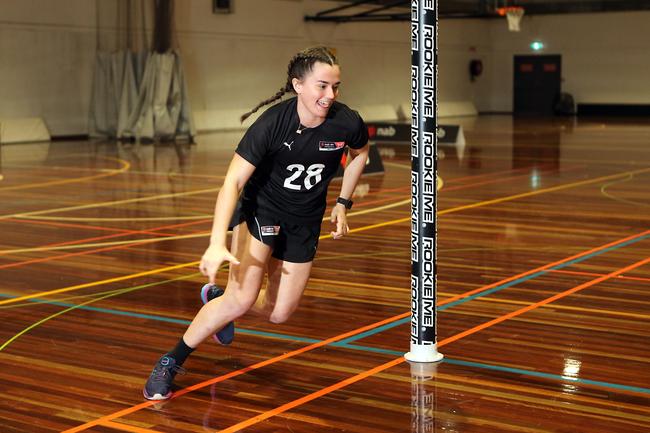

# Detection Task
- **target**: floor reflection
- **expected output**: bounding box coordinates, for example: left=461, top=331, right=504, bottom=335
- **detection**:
left=410, top=361, right=441, bottom=433
left=512, top=118, right=568, bottom=170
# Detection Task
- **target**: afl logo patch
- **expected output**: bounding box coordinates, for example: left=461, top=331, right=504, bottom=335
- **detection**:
left=260, top=225, right=280, bottom=236
left=319, top=141, right=345, bottom=151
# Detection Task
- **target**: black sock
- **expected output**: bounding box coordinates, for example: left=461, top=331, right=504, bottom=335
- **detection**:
left=166, top=337, right=194, bottom=366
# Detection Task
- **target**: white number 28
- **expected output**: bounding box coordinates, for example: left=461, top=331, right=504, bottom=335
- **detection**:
left=283, top=163, right=325, bottom=191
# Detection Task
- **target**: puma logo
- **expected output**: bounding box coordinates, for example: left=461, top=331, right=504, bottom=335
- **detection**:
left=283, top=141, right=293, bottom=151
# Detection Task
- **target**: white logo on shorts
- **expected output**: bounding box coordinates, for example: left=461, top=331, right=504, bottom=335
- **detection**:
left=260, top=225, right=280, bottom=236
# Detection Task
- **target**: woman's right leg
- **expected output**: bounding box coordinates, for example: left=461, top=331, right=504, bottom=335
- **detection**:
left=183, top=222, right=272, bottom=347
left=144, top=222, right=271, bottom=400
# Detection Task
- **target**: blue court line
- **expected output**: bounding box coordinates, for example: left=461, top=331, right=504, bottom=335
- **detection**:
left=1, top=295, right=648, bottom=395
left=0, top=295, right=327, bottom=344
left=331, top=343, right=650, bottom=395
left=337, top=232, right=650, bottom=345
left=0, top=296, right=326, bottom=345
left=1, top=233, right=647, bottom=396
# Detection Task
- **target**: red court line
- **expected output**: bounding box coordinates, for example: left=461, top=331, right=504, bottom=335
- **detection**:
left=0, top=219, right=211, bottom=270
left=443, top=164, right=585, bottom=193
left=7, top=218, right=148, bottom=234
left=1, top=168, right=560, bottom=266
left=443, top=171, right=545, bottom=192
left=360, top=185, right=410, bottom=194
left=213, top=255, right=650, bottom=433
left=11, top=221, right=177, bottom=251
left=330, top=165, right=566, bottom=209
left=3, top=218, right=178, bottom=247
left=439, top=256, right=650, bottom=346
left=437, top=229, right=650, bottom=307
left=327, top=163, right=565, bottom=208
left=101, top=420, right=161, bottom=433
left=60, top=311, right=411, bottom=433
left=345, top=163, right=586, bottom=209
left=62, top=229, right=650, bottom=433
left=443, top=163, right=579, bottom=184
left=347, top=194, right=408, bottom=209
left=445, top=165, right=549, bottom=183
left=2, top=162, right=589, bottom=267
left=549, top=268, right=650, bottom=283
left=36, top=228, right=176, bottom=248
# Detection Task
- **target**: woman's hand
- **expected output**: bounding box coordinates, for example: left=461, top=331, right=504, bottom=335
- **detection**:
left=199, top=244, right=240, bottom=285
left=330, top=204, right=350, bottom=240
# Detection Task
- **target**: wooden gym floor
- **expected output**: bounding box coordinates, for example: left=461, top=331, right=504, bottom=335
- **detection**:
left=0, top=115, right=648, bottom=432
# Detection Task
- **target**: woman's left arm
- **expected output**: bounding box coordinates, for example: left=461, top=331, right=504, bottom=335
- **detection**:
left=330, top=143, right=370, bottom=239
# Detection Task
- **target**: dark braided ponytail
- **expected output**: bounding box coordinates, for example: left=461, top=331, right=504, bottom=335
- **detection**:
left=240, top=46, right=338, bottom=123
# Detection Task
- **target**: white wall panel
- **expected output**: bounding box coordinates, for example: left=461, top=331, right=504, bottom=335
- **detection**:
left=1, top=0, right=648, bottom=134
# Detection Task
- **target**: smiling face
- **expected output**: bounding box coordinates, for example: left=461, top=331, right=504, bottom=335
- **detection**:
left=292, top=61, right=341, bottom=127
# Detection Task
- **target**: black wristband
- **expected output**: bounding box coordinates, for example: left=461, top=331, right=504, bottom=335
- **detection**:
left=336, top=197, right=353, bottom=209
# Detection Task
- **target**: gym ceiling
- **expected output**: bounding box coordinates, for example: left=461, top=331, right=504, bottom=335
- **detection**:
left=306, top=0, right=650, bottom=22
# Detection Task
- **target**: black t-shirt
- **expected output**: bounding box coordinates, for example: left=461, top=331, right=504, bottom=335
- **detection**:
left=236, top=97, right=368, bottom=223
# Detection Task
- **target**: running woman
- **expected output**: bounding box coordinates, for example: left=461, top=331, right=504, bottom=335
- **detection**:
left=144, top=46, right=369, bottom=400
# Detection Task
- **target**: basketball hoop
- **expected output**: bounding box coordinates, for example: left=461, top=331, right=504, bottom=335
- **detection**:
left=497, top=6, right=524, bottom=32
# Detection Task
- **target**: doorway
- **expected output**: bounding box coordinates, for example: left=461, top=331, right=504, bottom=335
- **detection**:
left=513, top=54, right=561, bottom=116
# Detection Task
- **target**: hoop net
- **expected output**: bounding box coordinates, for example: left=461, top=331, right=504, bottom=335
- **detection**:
left=498, top=6, right=524, bottom=32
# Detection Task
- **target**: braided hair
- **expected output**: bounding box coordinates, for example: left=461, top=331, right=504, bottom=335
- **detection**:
left=240, top=46, right=338, bottom=123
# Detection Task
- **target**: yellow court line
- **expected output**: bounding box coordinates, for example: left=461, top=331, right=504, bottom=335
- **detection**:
left=0, top=273, right=206, bottom=350
left=0, top=202, right=411, bottom=304
left=17, top=215, right=211, bottom=222
left=0, top=157, right=131, bottom=192
left=0, top=186, right=222, bottom=221
left=0, top=261, right=199, bottom=306
left=0, top=272, right=204, bottom=310
left=0, top=233, right=209, bottom=255
left=341, top=198, right=410, bottom=218
left=601, top=173, right=649, bottom=208
left=9, top=163, right=641, bottom=224
left=7, top=162, right=227, bottom=179
left=0, top=212, right=382, bottom=304
left=16, top=197, right=412, bottom=223
left=359, top=166, right=650, bottom=230
left=309, top=279, right=650, bottom=320
left=1, top=166, right=647, bottom=306
left=1, top=199, right=412, bottom=255
left=470, top=153, right=650, bottom=165
left=437, top=166, right=650, bottom=216
left=382, top=161, right=410, bottom=169
left=384, top=161, right=447, bottom=190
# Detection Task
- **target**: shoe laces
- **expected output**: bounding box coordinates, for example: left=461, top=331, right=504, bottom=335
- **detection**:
left=151, top=362, right=186, bottom=383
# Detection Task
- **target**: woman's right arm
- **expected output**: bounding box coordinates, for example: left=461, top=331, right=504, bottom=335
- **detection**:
left=199, top=153, right=257, bottom=284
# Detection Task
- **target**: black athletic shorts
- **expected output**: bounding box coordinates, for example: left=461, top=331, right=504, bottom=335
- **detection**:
left=230, top=206, right=321, bottom=263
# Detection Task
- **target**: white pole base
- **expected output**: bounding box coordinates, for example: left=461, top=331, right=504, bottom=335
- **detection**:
left=404, top=343, right=444, bottom=364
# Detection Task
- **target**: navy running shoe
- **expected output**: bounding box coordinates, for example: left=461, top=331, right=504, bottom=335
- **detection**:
left=200, top=283, right=235, bottom=345
left=143, top=355, right=185, bottom=401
